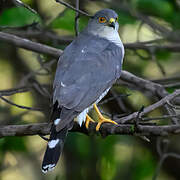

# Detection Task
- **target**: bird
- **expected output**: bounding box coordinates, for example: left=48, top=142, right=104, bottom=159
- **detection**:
left=42, top=8, right=124, bottom=173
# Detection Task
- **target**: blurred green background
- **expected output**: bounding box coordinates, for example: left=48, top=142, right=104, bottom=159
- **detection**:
left=0, top=0, right=180, bottom=180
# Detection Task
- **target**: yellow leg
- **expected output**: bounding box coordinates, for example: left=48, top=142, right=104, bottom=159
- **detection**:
left=85, top=114, right=95, bottom=129
left=94, top=104, right=118, bottom=131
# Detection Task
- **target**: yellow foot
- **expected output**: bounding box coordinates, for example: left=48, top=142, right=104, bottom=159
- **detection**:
left=94, top=104, right=118, bottom=131
left=85, top=114, right=95, bottom=129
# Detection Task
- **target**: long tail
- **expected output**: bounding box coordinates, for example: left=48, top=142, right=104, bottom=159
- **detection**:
left=42, top=104, right=68, bottom=173
left=42, top=125, right=68, bottom=173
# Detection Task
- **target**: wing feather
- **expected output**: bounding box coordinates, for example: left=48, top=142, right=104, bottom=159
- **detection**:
left=53, top=34, right=123, bottom=129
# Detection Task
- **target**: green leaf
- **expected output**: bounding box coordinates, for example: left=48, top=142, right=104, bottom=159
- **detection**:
left=166, top=87, right=176, bottom=93
left=66, top=133, right=91, bottom=159
left=79, top=15, right=89, bottom=32
left=0, top=137, right=27, bottom=152
left=50, top=9, right=75, bottom=32
left=132, top=149, right=156, bottom=180
left=156, top=50, right=171, bottom=61
left=0, top=7, right=41, bottom=27
left=136, top=0, right=173, bottom=18
left=117, top=11, right=136, bottom=25
left=50, top=9, right=89, bottom=33
left=169, top=12, right=180, bottom=29
left=131, top=125, right=135, bottom=132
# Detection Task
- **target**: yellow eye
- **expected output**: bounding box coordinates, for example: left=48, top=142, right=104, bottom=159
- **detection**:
left=98, top=17, right=107, bottom=23
left=115, top=17, right=118, bottom=21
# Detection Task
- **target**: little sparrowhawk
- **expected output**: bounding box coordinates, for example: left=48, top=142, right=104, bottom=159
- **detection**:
left=42, top=8, right=124, bottom=173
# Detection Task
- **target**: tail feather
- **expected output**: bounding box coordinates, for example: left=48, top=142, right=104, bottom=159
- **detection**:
left=42, top=102, right=68, bottom=173
left=42, top=125, right=68, bottom=173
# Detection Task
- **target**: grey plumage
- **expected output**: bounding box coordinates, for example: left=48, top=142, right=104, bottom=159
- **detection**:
left=53, top=34, right=123, bottom=131
left=42, top=8, right=124, bottom=173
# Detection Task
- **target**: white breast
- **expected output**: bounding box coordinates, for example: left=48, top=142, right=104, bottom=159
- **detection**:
left=91, top=27, right=124, bottom=58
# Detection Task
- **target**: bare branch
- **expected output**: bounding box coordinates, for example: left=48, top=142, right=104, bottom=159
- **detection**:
left=118, top=71, right=180, bottom=124
left=1, top=31, right=180, bottom=61
left=75, top=0, right=80, bottom=36
left=0, top=32, right=62, bottom=58
left=13, top=0, right=38, bottom=14
left=0, top=86, right=30, bottom=96
left=166, top=100, right=180, bottom=110
left=0, top=96, right=42, bottom=111
left=153, top=138, right=180, bottom=180
left=124, top=42, right=180, bottom=52
left=55, top=0, right=91, bottom=17
left=0, top=84, right=50, bottom=97
left=152, top=76, right=180, bottom=84
left=143, top=114, right=180, bottom=121
left=118, top=71, right=170, bottom=102
left=153, top=152, right=180, bottom=180
left=117, top=90, right=180, bottom=124
left=1, top=122, right=180, bottom=138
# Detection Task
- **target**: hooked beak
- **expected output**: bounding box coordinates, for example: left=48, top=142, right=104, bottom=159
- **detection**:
left=108, top=18, right=116, bottom=29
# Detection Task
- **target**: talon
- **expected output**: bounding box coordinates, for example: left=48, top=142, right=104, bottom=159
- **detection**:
left=96, top=118, right=118, bottom=131
left=93, top=104, right=118, bottom=131
left=85, top=114, right=95, bottom=129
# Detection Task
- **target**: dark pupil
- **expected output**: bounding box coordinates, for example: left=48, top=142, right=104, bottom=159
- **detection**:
left=100, top=18, right=104, bottom=21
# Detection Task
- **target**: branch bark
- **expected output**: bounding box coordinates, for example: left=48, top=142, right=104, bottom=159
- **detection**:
left=117, top=90, right=180, bottom=123
left=0, top=122, right=180, bottom=138
left=0, top=32, right=62, bottom=58
left=0, top=30, right=179, bottom=138
left=1, top=32, right=180, bottom=59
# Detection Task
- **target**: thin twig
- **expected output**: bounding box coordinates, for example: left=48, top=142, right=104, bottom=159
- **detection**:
left=39, top=135, right=49, bottom=141
left=167, top=100, right=180, bottom=110
left=153, top=138, right=180, bottom=180
left=55, top=0, right=91, bottom=17
left=153, top=152, right=180, bottom=180
left=0, top=96, right=42, bottom=111
left=13, top=0, right=38, bottom=14
left=152, top=76, right=180, bottom=84
left=0, top=87, right=30, bottom=96
left=75, top=0, right=80, bottom=36
left=143, top=114, right=180, bottom=121
left=99, top=93, right=130, bottom=105
left=151, top=48, right=166, bottom=76
left=118, top=71, right=180, bottom=123
left=117, top=90, right=180, bottom=124
left=163, top=82, right=180, bottom=88
left=0, top=85, right=50, bottom=97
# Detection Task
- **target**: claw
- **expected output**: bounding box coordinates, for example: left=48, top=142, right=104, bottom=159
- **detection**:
left=85, top=114, right=95, bottom=129
left=96, top=118, right=118, bottom=131
left=93, top=104, right=118, bottom=131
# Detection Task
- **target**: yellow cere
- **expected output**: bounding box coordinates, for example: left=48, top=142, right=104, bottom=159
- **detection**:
left=109, top=18, right=115, bottom=23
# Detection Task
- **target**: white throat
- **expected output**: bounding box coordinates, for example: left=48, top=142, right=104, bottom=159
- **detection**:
left=91, top=26, right=124, bottom=50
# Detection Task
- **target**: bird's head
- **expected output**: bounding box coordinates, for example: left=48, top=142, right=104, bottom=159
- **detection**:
left=87, top=9, right=119, bottom=35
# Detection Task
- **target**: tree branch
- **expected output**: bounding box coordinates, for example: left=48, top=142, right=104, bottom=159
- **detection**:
left=0, top=32, right=62, bottom=58
left=55, top=0, right=91, bottom=17
left=117, top=72, right=180, bottom=124
left=0, top=122, right=180, bottom=138
left=0, top=30, right=179, bottom=136
left=1, top=32, right=180, bottom=60
left=124, top=42, right=180, bottom=52
left=116, top=90, right=180, bottom=123
left=0, top=86, right=30, bottom=96
left=75, top=0, right=80, bottom=36
left=0, top=96, right=43, bottom=111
